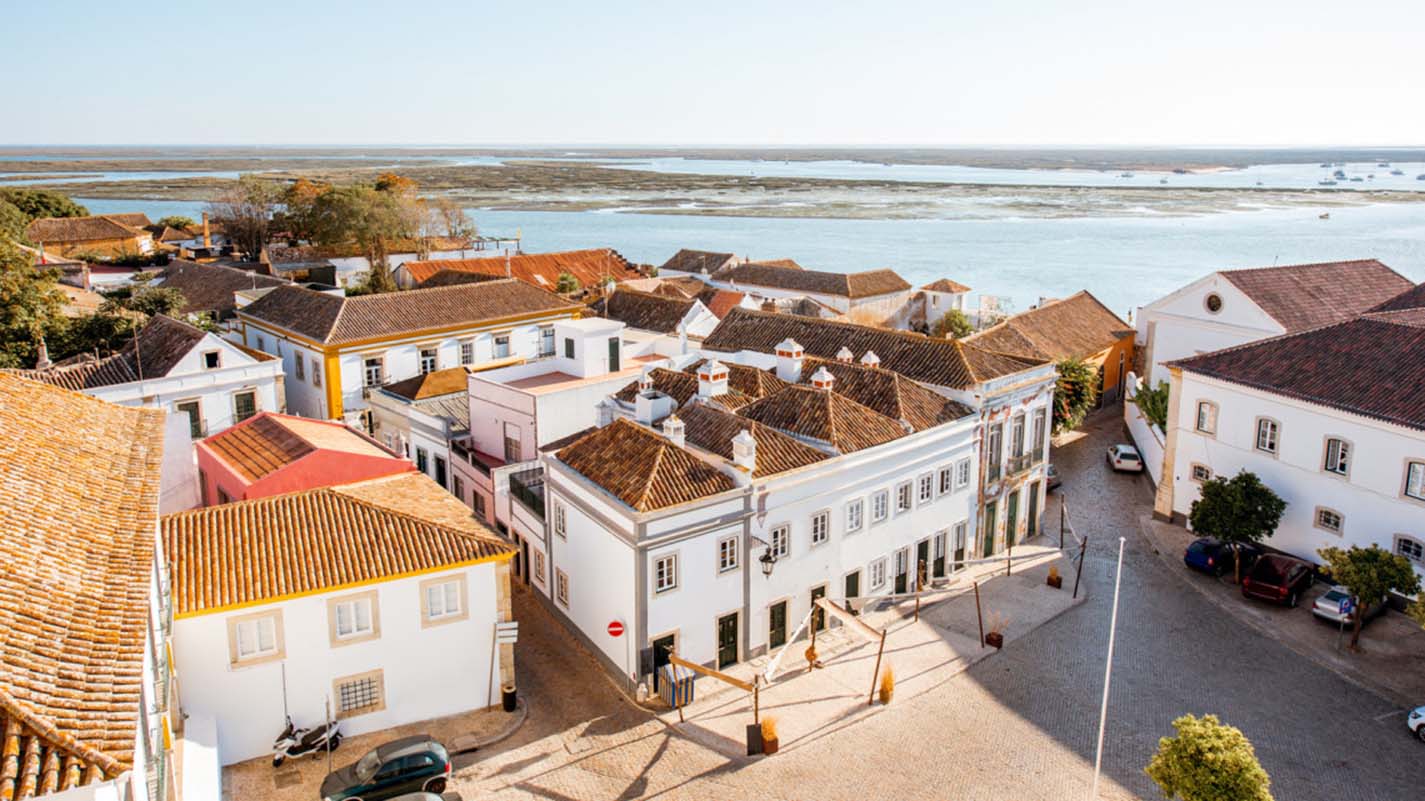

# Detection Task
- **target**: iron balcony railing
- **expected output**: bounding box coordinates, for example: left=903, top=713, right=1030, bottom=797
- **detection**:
left=450, top=439, right=491, bottom=476
left=509, top=467, right=546, bottom=519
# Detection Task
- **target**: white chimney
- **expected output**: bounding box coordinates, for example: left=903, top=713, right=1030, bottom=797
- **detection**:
left=859, top=350, right=881, bottom=368
left=732, top=429, right=757, bottom=472
left=698, top=359, right=729, bottom=398
left=836, top=346, right=854, bottom=363
left=635, top=391, right=674, bottom=424
left=662, top=414, right=685, bottom=448
left=638, top=366, right=656, bottom=395
left=810, top=366, right=836, bottom=391
left=774, top=338, right=804, bottom=382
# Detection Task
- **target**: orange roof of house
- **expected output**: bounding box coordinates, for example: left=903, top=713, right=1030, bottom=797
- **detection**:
left=404, top=248, right=641, bottom=292
left=963, top=290, right=1133, bottom=362
left=201, top=412, right=405, bottom=482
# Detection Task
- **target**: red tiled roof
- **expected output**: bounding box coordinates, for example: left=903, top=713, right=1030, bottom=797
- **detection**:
left=715, top=263, right=912, bottom=299
left=588, top=288, right=697, bottom=334
left=798, top=356, right=973, bottom=431
left=556, top=419, right=736, bottom=511
left=964, top=290, right=1132, bottom=362
left=737, top=384, right=907, bottom=453
left=404, top=249, right=640, bottom=292
left=922, top=278, right=971, bottom=293
left=1369, top=282, right=1425, bottom=313
left=658, top=249, right=738, bottom=275
left=8, top=315, right=208, bottom=390
left=25, top=215, right=151, bottom=244
left=202, top=412, right=406, bottom=482
left=696, top=287, right=746, bottom=318
left=679, top=400, right=829, bottom=477
left=1219, top=259, right=1412, bottom=333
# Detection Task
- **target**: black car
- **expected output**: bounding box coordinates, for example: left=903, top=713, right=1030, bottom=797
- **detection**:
left=321, top=736, right=450, bottom=801
left=1183, top=537, right=1261, bottom=577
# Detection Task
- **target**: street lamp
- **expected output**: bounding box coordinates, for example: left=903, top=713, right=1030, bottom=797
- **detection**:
left=750, top=535, right=777, bottom=577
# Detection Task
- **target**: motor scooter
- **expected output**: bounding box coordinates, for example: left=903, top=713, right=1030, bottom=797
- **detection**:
left=272, top=716, right=342, bottom=767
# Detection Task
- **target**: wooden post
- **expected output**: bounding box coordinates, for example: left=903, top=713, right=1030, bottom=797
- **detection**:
left=867, top=630, right=887, bottom=706
left=973, top=581, right=984, bottom=649
left=1006, top=541, right=1013, bottom=576
left=753, top=683, right=760, bottom=725
left=676, top=675, right=685, bottom=723
left=1073, top=535, right=1089, bottom=599
left=1059, top=501, right=1066, bottom=549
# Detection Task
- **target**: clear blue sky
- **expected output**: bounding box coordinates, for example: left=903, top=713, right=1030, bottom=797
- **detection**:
left=5, top=0, right=1422, bottom=146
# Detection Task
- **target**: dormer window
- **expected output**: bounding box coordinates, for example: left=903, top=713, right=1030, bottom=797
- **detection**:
left=203, top=351, right=221, bottom=369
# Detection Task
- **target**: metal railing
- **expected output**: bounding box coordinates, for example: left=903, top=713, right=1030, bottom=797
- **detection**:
left=509, top=468, right=545, bottom=519
left=450, top=439, right=491, bottom=476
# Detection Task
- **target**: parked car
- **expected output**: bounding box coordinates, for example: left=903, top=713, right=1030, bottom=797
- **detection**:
left=1106, top=444, right=1143, bottom=472
left=1183, top=537, right=1261, bottom=577
left=1409, top=706, right=1425, bottom=742
left=321, top=736, right=451, bottom=801
left=1241, top=554, right=1314, bottom=607
left=1311, top=585, right=1387, bottom=626
left=1046, top=464, right=1062, bottom=492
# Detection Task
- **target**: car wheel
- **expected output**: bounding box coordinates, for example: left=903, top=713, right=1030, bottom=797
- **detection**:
left=272, top=755, right=285, bottom=768
left=426, top=778, right=448, bottom=794
left=1416, top=726, right=1425, bottom=743
left=1287, top=592, right=1299, bottom=608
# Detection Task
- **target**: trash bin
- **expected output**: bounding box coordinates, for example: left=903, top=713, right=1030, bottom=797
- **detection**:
left=501, top=684, right=517, bottom=712
left=657, top=664, right=695, bottom=708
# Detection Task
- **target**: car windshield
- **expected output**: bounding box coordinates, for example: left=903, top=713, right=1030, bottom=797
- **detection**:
left=354, top=750, right=383, bottom=782
left=1321, top=590, right=1347, bottom=603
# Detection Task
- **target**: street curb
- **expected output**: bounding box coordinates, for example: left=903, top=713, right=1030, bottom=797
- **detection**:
left=1133, top=514, right=1414, bottom=709
left=449, top=698, right=529, bottom=754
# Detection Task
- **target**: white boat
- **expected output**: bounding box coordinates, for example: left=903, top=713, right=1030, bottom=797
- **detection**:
left=1119, top=171, right=1134, bottom=178
left=1390, top=169, right=1405, bottom=176
left=1319, top=212, right=1330, bottom=220
left=1318, top=179, right=1338, bottom=186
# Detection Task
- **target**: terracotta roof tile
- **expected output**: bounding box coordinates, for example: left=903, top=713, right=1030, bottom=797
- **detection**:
left=404, top=248, right=640, bottom=291
left=589, top=288, right=697, bottom=334
left=156, top=259, right=289, bottom=318
left=1220, top=259, right=1412, bottom=333
left=0, top=374, right=166, bottom=782
left=678, top=400, right=829, bottom=477
left=798, top=356, right=973, bottom=430
left=612, top=367, right=753, bottom=410
left=1369, top=282, right=1425, bottom=313
left=265, top=237, right=472, bottom=265
left=922, top=278, right=971, bottom=293
left=555, top=419, right=736, bottom=511
left=382, top=366, right=471, bottom=400
left=8, top=315, right=208, bottom=390
left=745, top=259, right=803, bottom=270
left=695, top=287, right=747, bottom=319
left=736, top=384, right=907, bottom=453
left=25, top=215, right=151, bottom=244
left=964, top=290, right=1132, bottom=362
left=714, top=263, right=911, bottom=299
left=681, top=359, right=789, bottom=399
left=658, top=249, right=737, bottom=275
left=202, top=412, right=405, bottom=482
left=162, top=473, right=513, bottom=616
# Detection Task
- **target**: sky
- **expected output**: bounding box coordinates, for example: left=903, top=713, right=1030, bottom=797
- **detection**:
left=5, top=0, right=1424, bottom=146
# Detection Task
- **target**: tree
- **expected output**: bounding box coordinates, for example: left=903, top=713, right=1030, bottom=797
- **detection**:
left=931, top=308, right=973, bottom=339
left=1133, top=380, right=1170, bottom=429
left=311, top=185, right=410, bottom=294
left=431, top=196, right=476, bottom=241
left=155, top=215, right=196, bottom=230
left=0, top=200, right=28, bottom=244
left=1189, top=471, right=1287, bottom=584
left=556, top=272, right=581, bottom=294
left=0, top=187, right=88, bottom=221
left=277, top=178, right=331, bottom=242
left=124, top=286, right=187, bottom=319
left=1146, top=714, right=1273, bottom=801
left=0, top=241, right=66, bottom=367
left=1052, top=357, right=1099, bottom=433
left=1316, top=546, right=1421, bottom=651
left=1410, top=593, right=1425, bottom=630
left=206, top=175, right=278, bottom=260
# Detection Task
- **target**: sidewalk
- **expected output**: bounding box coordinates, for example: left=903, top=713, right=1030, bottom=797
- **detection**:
left=654, top=537, right=1085, bottom=758
left=1139, top=513, right=1425, bottom=707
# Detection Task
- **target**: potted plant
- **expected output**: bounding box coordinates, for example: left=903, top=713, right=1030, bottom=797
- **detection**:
left=984, top=613, right=1007, bottom=649
left=1046, top=564, right=1063, bottom=589
left=804, top=643, right=818, bottom=670
left=878, top=664, right=895, bottom=705
left=761, top=716, right=780, bottom=755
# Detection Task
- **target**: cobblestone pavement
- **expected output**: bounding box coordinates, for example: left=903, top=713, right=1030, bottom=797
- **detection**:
left=448, top=407, right=1425, bottom=801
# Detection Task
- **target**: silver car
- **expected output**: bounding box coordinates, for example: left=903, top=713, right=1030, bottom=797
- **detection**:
left=1106, top=444, right=1144, bottom=473
left=1409, top=706, right=1425, bottom=742
left=1310, top=585, right=1385, bottom=626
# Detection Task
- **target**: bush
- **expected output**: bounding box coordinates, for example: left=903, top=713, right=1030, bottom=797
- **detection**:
left=1146, top=714, right=1273, bottom=801
left=878, top=664, right=895, bottom=704
left=1133, top=380, right=1170, bottom=429
left=556, top=272, right=581, bottom=294
left=1052, top=358, right=1099, bottom=432
left=931, top=308, right=973, bottom=339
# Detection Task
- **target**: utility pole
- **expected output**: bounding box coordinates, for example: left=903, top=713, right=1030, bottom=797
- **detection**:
left=1089, top=537, right=1126, bottom=801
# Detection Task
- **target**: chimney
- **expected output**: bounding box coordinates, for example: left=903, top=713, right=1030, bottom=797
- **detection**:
left=35, top=337, right=52, bottom=370
left=697, top=359, right=729, bottom=398
left=761, top=298, right=776, bottom=312
left=835, top=346, right=854, bottom=363
left=810, top=366, right=836, bottom=391
left=201, top=212, right=211, bottom=249
left=774, top=338, right=804, bottom=382
left=635, top=390, right=674, bottom=424
left=678, top=321, right=688, bottom=355
left=638, top=366, right=657, bottom=394
left=859, top=350, right=881, bottom=368
left=732, top=429, right=757, bottom=472
left=662, top=414, right=685, bottom=448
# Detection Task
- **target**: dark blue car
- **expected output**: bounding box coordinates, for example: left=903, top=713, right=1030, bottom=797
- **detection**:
left=1184, top=537, right=1261, bottom=577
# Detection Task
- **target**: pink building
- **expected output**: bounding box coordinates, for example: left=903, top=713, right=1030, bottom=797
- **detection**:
left=197, top=412, right=412, bottom=505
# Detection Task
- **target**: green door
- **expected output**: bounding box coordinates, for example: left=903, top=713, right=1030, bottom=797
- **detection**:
left=651, top=634, right=675, bottom=690
left=844, top=572, right=860, bottom=615
left=810, top=585, right=827, bottom=632
left=608, top=336, right=620, bottom=372
left=1006, top=491, right=1020, bottom=547
left=717, top=613, right=739, bottom=668
left=769, top=601, right=788, bottom=649
left=1027, top=481, right=1040, bottom=538
left=983, top=501, right=998, bottom=557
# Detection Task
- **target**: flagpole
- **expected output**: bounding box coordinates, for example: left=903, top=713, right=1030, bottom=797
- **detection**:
left=1090, top=536, right=1126, bottom=800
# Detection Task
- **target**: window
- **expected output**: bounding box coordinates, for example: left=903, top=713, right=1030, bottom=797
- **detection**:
left=938, top=467, right=953, bottom=495
left=564, top=338, right=575, bottom=358
left=363, top=357, right=384, bottom=388
left=1010, top=414, right=1026, bottom=457
left=1190, top=464, right=1212, bottom=483
left=311, top=357, right=321, bottom=387
left=845, top=499, right=864, bottom=533
left=1395, top=535, right=1423, bottom=565
left=770, top=524, right=790, bottom=557
left=1323, top=438, right=1350, bottom=476
left=1407, top=462, right=1425, bottom=501
left=895, top=482, right=913, bottom=514
left=869, top=557, right=888, bottom=589
left=955, top=458, right=972, bottom=489
left=534, top=550, right=545, bottom=583
left=415, top=447, right=429, bottom=474
left=654, top=555, right=678, bottom=593
left=203, top=350, right=221, bottom=370
left=419, top=347, right=438, bottom=375
left=540, top=326, right=556, bottom=356
left=871, top=490, right=889, bottom=523
left=473, top=493, right=486, bottom=520
left=334, top=669, right=385, bottom=718
left=176, top=400, right=202, bottom=439
left=917, top=474, right=934, bottom=504
left=232, top=390, right=257, bottom=423
left=493, top=334, right=511, bottom=359
left=1314, top=507, right=1344, bottom=535
left=1195, top=401, right=1217, bottom=435
left=230, top=613, right=281, bottom=663
left=459, top=340, right=474, bottom=366
left=1204, top=292, right=1223, bottom=313
left=434, top=456, right=447, bottom=488
left=294, top=354, right=305, bottom=380
left=987, top=423, right=1003, bottom=469
left=452, top=475, right=464, bottom=500
left=503, top=422, right=522, bottom=463
left=330, top=593, right=378, bottom=644
left=1254, top=418, right=1279, bottom=455
left=1031, top=409, right=1047, bottom=458
left=422, top=577, right=465, bottom=624
left=255, top=335, right=266, bottom=352
left=554, top=501, right=567, bottom=537
left=718, top=537, right=739, bottom=573
left=811, top=511, right=830, bottom=545
left=555, top=569, right=570, bottom=606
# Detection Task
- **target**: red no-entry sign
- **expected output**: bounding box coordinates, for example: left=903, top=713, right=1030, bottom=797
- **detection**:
left=607, top=620, right=625, bottom=638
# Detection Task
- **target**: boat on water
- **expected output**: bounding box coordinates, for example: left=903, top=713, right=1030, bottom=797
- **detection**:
left=1350, top=176, right=1365, bottom=182
left=1391, top=169, right=1405, bottom=176
left=1119, top=171, right=1134, bottom=178
left=1319, top=163, right=1331, bottom=168
left=1319, top=212, right=1331, bottom=220
left=1160, top=178, right=1168, bottom=184
left=1333, top=169, right=1347, bottom=179
left=1378, top=162, right=1390, bottom=167
left=1318, top=179, right=1338, bottom=186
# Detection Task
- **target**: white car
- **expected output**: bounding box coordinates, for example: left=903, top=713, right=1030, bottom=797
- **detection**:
left=1310, top=585, right=1386, bottom=626
left=1106, top=444, right=1144, bottom=473
left=1409, top=706, right=1425, bottom=742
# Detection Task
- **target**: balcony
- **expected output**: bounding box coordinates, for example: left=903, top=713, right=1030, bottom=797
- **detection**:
left=450, top=438, right=492, bottom=477
left=509, top=467, right=546, bottom=519
left=987, top=461, right=1002, bottom=482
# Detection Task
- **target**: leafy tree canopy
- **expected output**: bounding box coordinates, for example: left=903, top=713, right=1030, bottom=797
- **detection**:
left=1317, top=545, right=1421, bottom=649
left=556, top=272, right=581, bottom=294
left=206, top=175, right=279, bottom=260
left=1052, top=357, right=1099, bottom=432
left=1189, top=470, right=1286, bottom=550
left=156, top=215, right=196, bottom=230
left=0, top=241, right=66, bottom=368
left=1410, top=593, right=1425, bottom=630
left=1146, top=714, right=1273, bottom=801
left=931, top=308, right=973, bottom=339
left=0, top=187, right=88, bottom=221
left=1133, top=380, right=1170, bottom=429
left=0, top=200, right=29, bottom=244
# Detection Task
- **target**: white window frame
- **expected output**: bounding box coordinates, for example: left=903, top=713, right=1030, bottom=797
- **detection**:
left=555, top=568, right=570, bottom=607
left=654, top=554, right=678, bottom=594
left=955, top=458, right=972, bottom=490
left=917, top=473, right=934, bottom=505
left=1322, top=437, right=1351, bottom=477
left=871, top=490, right=889, bottom=523
left=534, top=549, right=546, bottom=583
left=231, top=389, right=258, bottom=423
left=938, top=466, right=953, bottom=496
left=811, top=510, right=830, bottom=546
left=952, top=521, right=968, bottom=571
left=493, top=332, right=512, bottom=359
left=770, top=525, right=790, bottom=558
left=717, top=537, right=739, bottom=573
left=540, top=326, right=556, bottom=357
left=554, top=501, right=567, bottom=538
left=845, top=499, right=864, bottom=534
left=459, top=340, right=475, bottom=366
left=895, top=481, right=913, bottom=514
left=363, top=356, right=384, bottom=388
left=869, top=557, right=888, bottom=589
left=1195, top=401, right=1218, bottom=435
left=1254, top=417, right=1280, bottom=455
left=230, top=612, right=282, bottom=664
left=1394, top=534, right=1424, bottom=565
left=330, top=593, right=378, bottom=644
left=1313, top=506, right=1344, bottom=535
left=421, top=575, right=468, bottom=626
left=419, top=347, right=438, bottom=375
left=1190, top=463, right=1212, bottom=483
left=1406, top=461, right=1425, bottom=503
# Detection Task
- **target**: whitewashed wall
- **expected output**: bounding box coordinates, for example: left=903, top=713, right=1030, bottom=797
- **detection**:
left=1124, top=373, right=1166, bottom=485
left=1135, top=273, right=1284, bottom=386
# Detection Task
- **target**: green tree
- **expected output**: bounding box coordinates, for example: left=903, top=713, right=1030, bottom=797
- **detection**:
left=0, top=200, right=30, bottom=244
left=1132, top=380, right=1170, bottom=429
left=1146, top=714, right=1273, bottom=801
left=311, top=185, right=411, bottom=294
left=556, top=272, right=581, bottom=294
left=1410, top=594, right=1425, bottom=629
left=1189, top=471, right=1287, bottom=585
left=206, top=175, right=278, bottom=260
left=0, top=187, right=88, bottom=221
left=1052, top=357, right=1099, bottom=433
left=47, top=311, right=135, bottom=365
left=0, top=241, right=66, bottom=368
left=931, top=308, right=973, bottom=339
left=124, top=286, right=187, bottom=319
left=276, top=177, right=332, bottom=243
left=1316, top=545, right=1421, bottom=650
left=156, top=215, right=196, bottom=230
